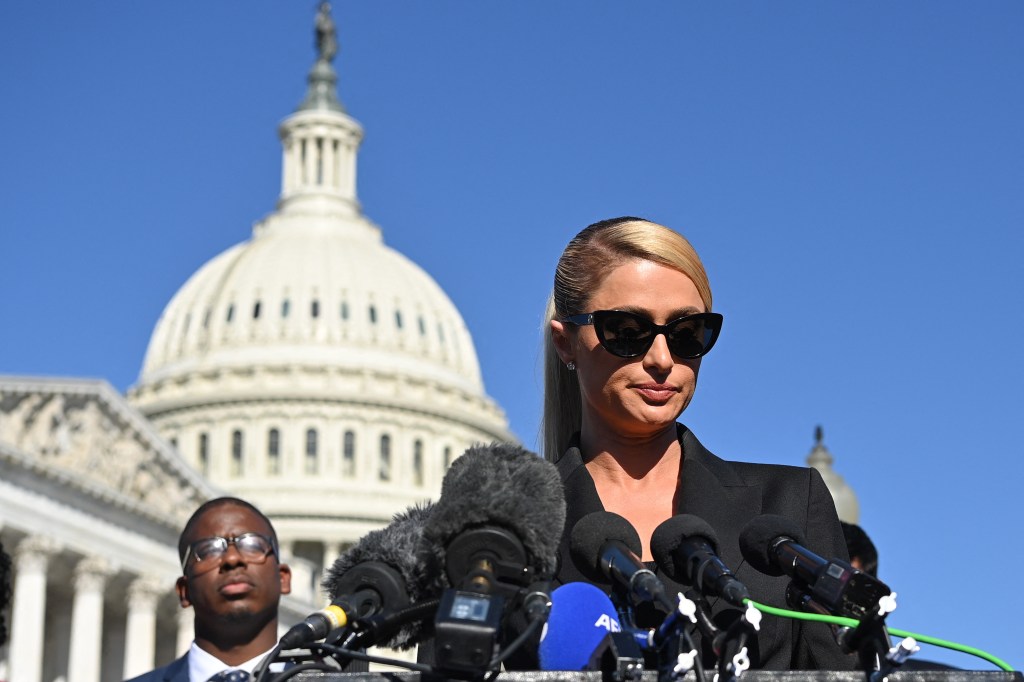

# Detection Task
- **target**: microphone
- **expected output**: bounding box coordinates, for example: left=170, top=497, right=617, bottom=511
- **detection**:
left=420, top=442, right=566, bottom=594
left=419, top=442, right=567, bottom=674
left=279, top=586, right=382, bottom=649
left=650, top=514, right=750, bottom=607
left=539, top=582, right=624, bottom=670
left=739, top=514, right=893, bottom=621
left=300, top=502, right=434, bottom=650
left=569, top=511, right=674, bottom=612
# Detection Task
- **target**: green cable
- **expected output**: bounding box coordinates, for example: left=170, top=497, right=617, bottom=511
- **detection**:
left=744, top=600, right=1014, bottom=672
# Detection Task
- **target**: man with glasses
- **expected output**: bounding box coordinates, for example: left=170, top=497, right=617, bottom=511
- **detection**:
left=126, top=497, right=292, bottom=682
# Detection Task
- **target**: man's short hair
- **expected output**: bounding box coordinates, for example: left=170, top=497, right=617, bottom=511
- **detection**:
left=841, top=521, right=879, bottom=577
left=177, top=497, right=279, bottom=564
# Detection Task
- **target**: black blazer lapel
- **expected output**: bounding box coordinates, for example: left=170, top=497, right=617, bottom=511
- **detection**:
left=554, top=444, right=605, bottom=585
left=677, top=426, right=762, bottom=582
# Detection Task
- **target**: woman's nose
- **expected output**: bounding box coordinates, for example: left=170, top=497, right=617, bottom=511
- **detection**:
left=642, top=332, right=674, bottom=372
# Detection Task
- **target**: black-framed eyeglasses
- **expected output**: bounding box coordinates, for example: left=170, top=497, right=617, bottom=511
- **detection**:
left=564, top=309, right=723, bottom=359
left=181, top=532, right=277, bottom=573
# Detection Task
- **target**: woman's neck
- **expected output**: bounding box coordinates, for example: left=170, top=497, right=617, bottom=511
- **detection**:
left=579, top=422, right=681, bottom=560
left=579, top=421, right=681, bottom=482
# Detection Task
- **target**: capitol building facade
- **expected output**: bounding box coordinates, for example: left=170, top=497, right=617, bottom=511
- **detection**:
left=0, top=8, right=512, bottom=682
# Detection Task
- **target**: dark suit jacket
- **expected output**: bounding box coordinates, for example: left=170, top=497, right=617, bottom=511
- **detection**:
left=124, top=655, right=189, bottom=682
left=553, top=424, right=856, bottom=671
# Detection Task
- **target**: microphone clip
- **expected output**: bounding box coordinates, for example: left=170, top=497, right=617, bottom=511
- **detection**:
left=587, top=630, right=646, bottom=682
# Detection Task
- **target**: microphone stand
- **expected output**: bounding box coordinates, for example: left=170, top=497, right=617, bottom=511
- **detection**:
left=643, top=591, right=708, bottom=682
left=712, top=601, right=761, bottom=682
left=787, top=581, right=899, bottom=676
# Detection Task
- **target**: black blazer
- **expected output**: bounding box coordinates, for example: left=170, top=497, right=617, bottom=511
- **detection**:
left=123, top=655, right=188, bottom=682
left=553, top=424, right=856, bottom=671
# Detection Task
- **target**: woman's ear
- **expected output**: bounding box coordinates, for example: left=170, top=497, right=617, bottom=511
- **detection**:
left=550, top=319, right=575, bottom=366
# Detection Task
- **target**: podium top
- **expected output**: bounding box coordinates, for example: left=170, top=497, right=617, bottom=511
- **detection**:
left=291, top=671, right=1021, bottom=682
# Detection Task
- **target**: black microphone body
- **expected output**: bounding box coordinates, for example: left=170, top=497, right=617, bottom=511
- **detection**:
left=279, top=587, right=379, bottom=649
left=570, top=511, right=674, bottom=613
left=741, top=514, right=892, bottom=621
left=651, top=514, right=750, bottom=607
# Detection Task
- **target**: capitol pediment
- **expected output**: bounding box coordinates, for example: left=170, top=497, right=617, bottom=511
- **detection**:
left=0, top=376, right=217, bottom=530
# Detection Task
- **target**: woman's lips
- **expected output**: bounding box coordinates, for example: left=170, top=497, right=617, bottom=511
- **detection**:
left=634, top=384, right=678, bottom=402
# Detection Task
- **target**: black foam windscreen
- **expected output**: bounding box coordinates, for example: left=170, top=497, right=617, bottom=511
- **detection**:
left=323, top=502, right=433, bottom=602
left=739, top=513, right=807, bottom=577
left=649, top=514, right=720, bottom=584
left=569, top=511, right=642, bottom=584
left=419, top=442, right=566, bottom=594
left=321, top=502, right=435, bottom=649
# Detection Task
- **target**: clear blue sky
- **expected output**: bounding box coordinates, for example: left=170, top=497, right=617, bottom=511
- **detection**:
left=2, top=2, right=1021, bottom=670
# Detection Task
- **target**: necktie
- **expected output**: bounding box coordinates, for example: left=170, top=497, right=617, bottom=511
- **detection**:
left=207, top=670, right=250, bottom=682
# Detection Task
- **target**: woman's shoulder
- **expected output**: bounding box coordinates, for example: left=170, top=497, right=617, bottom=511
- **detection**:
left=680, top=423, right=823, bottom=491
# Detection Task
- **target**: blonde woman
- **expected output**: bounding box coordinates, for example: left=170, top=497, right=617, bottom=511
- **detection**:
left=544, top=217, right=853, bottom=670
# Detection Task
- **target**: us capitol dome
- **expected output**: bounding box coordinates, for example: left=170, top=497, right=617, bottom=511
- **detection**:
left=128, top=6, right=512, bottom=587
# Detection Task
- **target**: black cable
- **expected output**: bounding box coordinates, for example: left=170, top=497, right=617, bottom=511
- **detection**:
left=484, top=615, right=545, bottom=682
left=341, top=598, right=440, bottom=650
left=681, top=627, right=709, bottom=682
left=253, top=643, right=284, bottom=682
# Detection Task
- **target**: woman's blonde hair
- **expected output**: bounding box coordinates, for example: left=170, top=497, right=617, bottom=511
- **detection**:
left=541, top=217, right=713, bottom=461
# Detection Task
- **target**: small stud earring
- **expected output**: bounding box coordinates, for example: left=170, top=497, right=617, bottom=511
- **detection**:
left=566, top=361, right=576, bottom=371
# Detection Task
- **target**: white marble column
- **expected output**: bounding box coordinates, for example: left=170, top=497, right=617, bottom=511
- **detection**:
left=304, top=135, right=316, bottom=187
left=321, top=542, right=342, bottom=576
left=122, top=576, right=165, bottom=679
left=8, top=535, right=58, bottom=682
left=323, top=136, right=336, bottom=189
left=175, top=605, right=194, bottom=657
left=319, top=542, right=342, bottom=601
left=281, top=139, right=292, bottom=195
left=341, top=142, right=357, bottom=201
left=67, top=556, right=114, bottom=682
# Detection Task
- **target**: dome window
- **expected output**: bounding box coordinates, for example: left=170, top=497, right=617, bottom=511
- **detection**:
left=231, top=430, right=244, bottom=476
left=198, top=433, right=209, bottom=475
left=226, top=304, right=235, bottom=323
left=437, top=323, right=445, bottom=345
left=253, top=301, right=262, bottom=319
left=342, top=430, right=356, bottom=477
left=203, top=309, right=212, bottom=329
left=413, top=439, right=424, bottom=486
left=182, top=314, right=191, bottom=336
left=311, top=300, right=320, bottom=318
left=268, top=428, right=280, bottom=475
left=282, top=299, right=291, bottom=318
left=418, top=316, right=426, bottom=336
left=379, top=434, right=391, bottom=481
left=305, top=428, right=318, bottom=474
left=369, top=305, right=377, bottom=325
left=395, top=311, right=403, bottom=329
left=443, top=446, right=452, bottom=471
left=340, top=301, right=349, bottom=320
